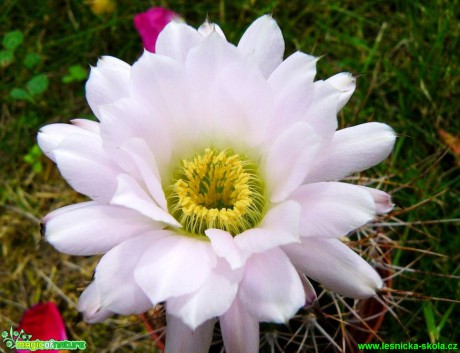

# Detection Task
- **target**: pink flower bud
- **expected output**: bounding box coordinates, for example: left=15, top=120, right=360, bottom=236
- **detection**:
left=134, top=7, right=181, bottom=53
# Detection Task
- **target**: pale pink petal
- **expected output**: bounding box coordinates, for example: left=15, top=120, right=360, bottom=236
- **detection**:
left=186, top=32, right=241, bottom=86
left=208, top=59, right=273, bottom=147
left=78, top=282, right=113, bottom=323
left=290, top=182, right=376, bottom=238
left=156, top=21, right=203, bottom=61
left=41, top=201, right=89, bottom=218
left=220, top=297, right=259, bottom=353
left=266, top=122, right=323, bottom=202
left=326, top=72, right=356, bottom=112
left=304, top=122, right=396, bottom=183
left=167, top=259, right=241, bottom=329
left=239, top=248, right=305, bottom=322
left=235, top=201, right=301, bottom=253
left=37, top=123, right=99, bottom=163
left=52, top=136, right=120, bottom=203
left=284, top=238, right=383, bottom=299
left=182, top=58, right=272, bottom=149
left=267, top=52, right=318, bottom=136
left=238, top=15, right=284, bottom=78
left=164, top=314, right=215, bottom=353
left=205, top=229, right=247, bottom=269
left=86, top=56, right=131, bottom=119
left=303, top=80, right=340, bottom=138
left=95, top=235, right=159, bottom=314
left=70, top=119, right=100, bottom=133
left=130, top=52, right=190, bottom=130
left=44, top=201, right=161, bottom=255
left=98, top=98, right=171, bottom=171
left=300, top=275, right=317, bottom=305
left=360, top=186, right=394, bottom=214
left=269, top=51, right=317, bottom=85
left=198, top=21, right=226, bottom=39
left=135, top=235, right=217, bottom=303
left=110, top=173, right=180, bottom=227
left=120, top=138, right=167, bottom=210
left=183, top=33, right=274, bottom=148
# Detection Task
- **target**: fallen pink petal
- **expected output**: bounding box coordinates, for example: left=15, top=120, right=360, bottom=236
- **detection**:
left=134, top=7, right=181, bottom=53
left=16, top=302, right=67, bottom=353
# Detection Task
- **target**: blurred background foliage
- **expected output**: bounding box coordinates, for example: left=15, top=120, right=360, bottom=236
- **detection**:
left=1, top=0, right=459, bottom=352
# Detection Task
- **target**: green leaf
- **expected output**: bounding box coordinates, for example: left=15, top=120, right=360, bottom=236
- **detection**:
left=3, top=30, right=24, bottom=51
left=24, top=144, right=43, bottom=174
left=26, top=74, right=49, bottom=96
left=23, top=53, right=41, bottom=69
left=10, top=88, right=33, bottom=102
left=0, top=49, right=14, bottom=68
left=69, top=64, right=88, bottom=79
left=32, top=162, right=43, bottom=173
left=24, top=154, right=34, bottom=164
left=437, top=303, right=455, bottom=336
left=423, top=302, right=438, bottom=343
left=31, top=144, right=42, bottom=156
left=62, top=64, right=88, bottom=83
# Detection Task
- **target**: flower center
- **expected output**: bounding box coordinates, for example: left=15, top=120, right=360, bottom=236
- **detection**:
left=167, top=148, right=265, bottom=236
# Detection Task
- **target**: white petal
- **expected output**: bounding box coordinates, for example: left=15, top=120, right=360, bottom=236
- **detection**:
left=183, top=33, right=275, bottom=149
left=127, top=52, right=199, bottom=157
left=120, top=138, right=167, bottom=210
left=37, top=123, right=99, bottom=163
left=186, top=31, right=241, bottom=86
left=360, top=186, right=394, bottom=214
left=239, top=248, right=305, bottom=322
left=111, top=173, right=180, bottom=227
left=303, top=80, right=341, bottom=138
left=156, top=21, right=203, bottom=62
left=326, top=72, right=356, bottom=112
left=205, top=229, right=247, bottom=269
left=269, top=51, right=317, bottom=85
left=301, top=276, right=317, bottom=305
left=98, top=98, right=171, bottom=172
left=86, top=56, right=131, bottom=119
left=167, top=259, right=240, bottom=329
left=52, top=135, right=120, bottom=203
left=284, top=238, right=383, bottom=299
left=165, top=314, right=215, bottom=353
left=238, top=15, right=284, bottom=78
left=78, top=282, right=113, bottom=323
left=135, top=235, right=217, bottom=303
left=220, top=298, right=259, bottom=353
left=198, top=21, right=226, bottom=39
left=44, top=201, right=161, bottom=255
left=70, top=119, right=100, bottom=133
left=209, top=59, right=273, bottom=147
left=96, top=235, right=158, bottom=315
left=266, top=122, right=323, bottom=202
left=235, top=201, right=301, bottom=254
left=290, top=182, right=376, bottom=238
left=267, top=52, right=318, bottom=136
left=130, top=52, right=193, bottom=140
left=304, top=122, right=396, bottom=183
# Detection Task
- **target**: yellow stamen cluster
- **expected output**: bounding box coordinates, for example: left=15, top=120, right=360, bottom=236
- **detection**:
left=167, top=148, right=265, bottom=236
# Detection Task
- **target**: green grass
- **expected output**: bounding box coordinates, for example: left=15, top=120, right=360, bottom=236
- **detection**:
left=1, top=0, right=459, bottom=352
